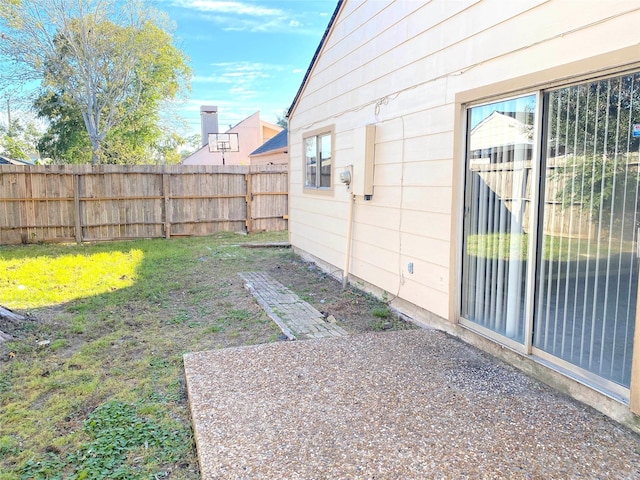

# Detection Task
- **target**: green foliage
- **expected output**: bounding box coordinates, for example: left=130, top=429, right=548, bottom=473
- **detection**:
left=0, top=118, right=40, bottom=161
left=371, top=306, right=391, bottom=319
left=276, top=109, right=288, bottom=129
left=19, top=401, right=188, bottom=480
left=34, top=91, right=92, bottom=164
left=19, top=452, right=66, bottom=480
left=0, top=232, right=288, bottom=478
left=547, top=74, right=640, bottom=239
left=552, top=155, right=639, bottom=238
left=1, top=0, right=191, bottom=164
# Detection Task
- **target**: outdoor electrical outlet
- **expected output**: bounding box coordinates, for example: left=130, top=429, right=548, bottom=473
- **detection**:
left=407, top=262, right=414, bottom=274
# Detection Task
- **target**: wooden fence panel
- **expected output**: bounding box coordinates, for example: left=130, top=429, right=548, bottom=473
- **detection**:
left=80, top=170, right=165, bottom=241
left=248, top=165, right=288, bottom=232
left=0, top=164, right=288, bottom=245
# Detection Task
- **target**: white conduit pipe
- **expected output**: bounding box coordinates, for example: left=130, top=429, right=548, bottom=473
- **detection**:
left=342, top=193, right=355, bottom=289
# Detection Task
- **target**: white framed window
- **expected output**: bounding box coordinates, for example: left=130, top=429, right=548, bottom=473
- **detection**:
left=304, top=129, right=332, bottom=189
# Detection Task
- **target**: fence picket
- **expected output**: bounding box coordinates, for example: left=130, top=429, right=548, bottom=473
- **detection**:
left=0, top=164, right=288, bottom=244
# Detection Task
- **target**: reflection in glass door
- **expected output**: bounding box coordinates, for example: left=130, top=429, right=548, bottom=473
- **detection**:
left=461, top=95, right=537, bottom=344
left=534, top=74, right=640, bottom=388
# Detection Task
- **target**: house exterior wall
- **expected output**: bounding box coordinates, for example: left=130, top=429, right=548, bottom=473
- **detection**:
left=183, top=112, right=282, bottom=165
left=288, top=0, right=640, bottom=430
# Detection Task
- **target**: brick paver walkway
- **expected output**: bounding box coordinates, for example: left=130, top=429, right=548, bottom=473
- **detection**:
left=238, top=271, right=348, bottom=340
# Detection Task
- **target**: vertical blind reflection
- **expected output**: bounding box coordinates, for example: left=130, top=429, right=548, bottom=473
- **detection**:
left=461, top=95, right=537, bottom=343
left=534, top=73, right=640, bottom=388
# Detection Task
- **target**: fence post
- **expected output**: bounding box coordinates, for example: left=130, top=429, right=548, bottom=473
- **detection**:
left=245, top=172, right=253, bottom=234
left=163, top=172, right=171, bottom=239
left=73, top=173, right=82, bottom=243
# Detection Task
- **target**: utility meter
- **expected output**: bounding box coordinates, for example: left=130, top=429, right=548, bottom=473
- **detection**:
left=339, top=169, right=352, bottom=185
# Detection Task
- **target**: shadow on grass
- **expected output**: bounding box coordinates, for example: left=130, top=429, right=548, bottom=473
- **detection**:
left=0, top=231, right=289, bottom=480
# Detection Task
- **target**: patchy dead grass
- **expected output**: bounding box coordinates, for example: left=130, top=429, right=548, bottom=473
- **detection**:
left=0, top=232, right=414, bottom=479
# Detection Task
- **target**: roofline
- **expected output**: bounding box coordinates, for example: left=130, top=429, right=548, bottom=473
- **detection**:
left=249, top=146, right=288, bottom=158
left=287, top=0, right=344, bottom=119
left=260, top=119, right=283, bottom=131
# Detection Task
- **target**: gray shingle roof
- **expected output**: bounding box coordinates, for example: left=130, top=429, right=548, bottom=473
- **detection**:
left=250, top=129, right=288, bottom=156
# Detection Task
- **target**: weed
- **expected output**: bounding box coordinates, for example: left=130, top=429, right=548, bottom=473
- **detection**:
left=371, top=306, right=390, bottom=318
left=50, top=339, right=68, bottom=352
left=70, top=315, right=87, bottom=334
left=0, top=370, right=11, bottom=394
left=19, top=400, right=190, bottom=480
left=203, top=324, right=224, bottom=334
left=225, top=309, right=253, bottom=322
left=0, top=231, right=366, bottom=478
left=0, top=435, right=18, bottom=457
left=169, top=310, right=190, bottom=325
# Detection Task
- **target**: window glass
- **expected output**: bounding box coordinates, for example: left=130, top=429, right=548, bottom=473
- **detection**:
left=461, top=95, right=537, bottom=343
left=304, top=132, right=332, bottom=189
left=319, top=134, right=332, bottom=188
left=534, top=73, right=640, bottom=388
left=304, top=136, right=317, bottom=188
left=461, top=72, right=640, bottom=391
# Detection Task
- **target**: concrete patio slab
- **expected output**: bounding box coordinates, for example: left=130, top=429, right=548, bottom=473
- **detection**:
left=184, top=330, right=640, bottom=479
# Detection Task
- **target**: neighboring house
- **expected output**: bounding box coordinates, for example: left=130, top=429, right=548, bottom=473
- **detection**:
left=0, top=155, right=32, bottom=165
left=249, top=128, right=288, bottom=165
left=287, top=0, right=640, bottom=431
left=183, top=111, right=282, bottom=165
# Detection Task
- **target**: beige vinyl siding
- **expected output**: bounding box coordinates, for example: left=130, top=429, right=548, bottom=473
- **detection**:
left=289, top=0, right=640, bottom=326
left=295, top=1, right=639, bottom=129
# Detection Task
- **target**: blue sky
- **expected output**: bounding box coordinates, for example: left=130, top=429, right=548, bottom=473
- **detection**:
left=155, top=0, right=338, bottom=137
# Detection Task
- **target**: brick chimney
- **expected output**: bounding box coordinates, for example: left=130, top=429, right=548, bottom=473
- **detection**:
left=200, top=106, right=219, bottom=147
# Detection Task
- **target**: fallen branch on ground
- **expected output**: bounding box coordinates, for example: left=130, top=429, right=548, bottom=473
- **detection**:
left=0, top=305, right=25, bottom=342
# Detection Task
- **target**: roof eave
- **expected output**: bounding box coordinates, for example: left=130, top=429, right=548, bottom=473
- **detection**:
left=250, top=147, right=288, bottom=158
left=287, top=0, right=345, bottom=119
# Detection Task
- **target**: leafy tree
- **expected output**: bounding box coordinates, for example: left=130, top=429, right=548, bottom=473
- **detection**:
left=550, top=73, right=640, bottom=239
left=34, top=91, right=91, bottom=163
left=276, top=109, right=288, bottom=129
left=0, top=0, right=190, bottom=164
left=0, top=117, right=40, bottom=161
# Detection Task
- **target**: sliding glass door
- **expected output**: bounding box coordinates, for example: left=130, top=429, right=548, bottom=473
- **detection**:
left=534, top=74, right=640, bottom=388
left=461, top=71, right=640, bottom=393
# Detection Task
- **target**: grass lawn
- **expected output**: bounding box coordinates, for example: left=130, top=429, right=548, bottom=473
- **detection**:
left=0, top=232, right=408, bottom=479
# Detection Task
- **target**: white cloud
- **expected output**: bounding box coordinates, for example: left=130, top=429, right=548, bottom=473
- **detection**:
left=171, top=0, right=284, bottom=16
left=192, top=75, right=233, bottom=84
left=163, top=0, right=322, bottom=34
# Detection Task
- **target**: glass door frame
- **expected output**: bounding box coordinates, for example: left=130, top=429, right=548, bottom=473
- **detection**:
left=456, top=84, right=635, bottom=402
left=457, top=91, right=543, bottom=356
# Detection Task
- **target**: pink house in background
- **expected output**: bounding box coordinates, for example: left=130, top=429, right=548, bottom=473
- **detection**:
left=183, top=111, right=282, bottom=166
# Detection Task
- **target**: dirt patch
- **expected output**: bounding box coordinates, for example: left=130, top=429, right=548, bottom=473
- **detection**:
left=1, top=248, right=413, bottom=356
left=265, top=253, right=415, bottom=335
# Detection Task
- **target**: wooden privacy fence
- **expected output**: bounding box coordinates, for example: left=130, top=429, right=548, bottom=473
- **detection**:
left=0, top=164, right=288, bottom=245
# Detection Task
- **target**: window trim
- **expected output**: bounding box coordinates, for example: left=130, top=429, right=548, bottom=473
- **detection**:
left=302, top=125, right=334, bottom=193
